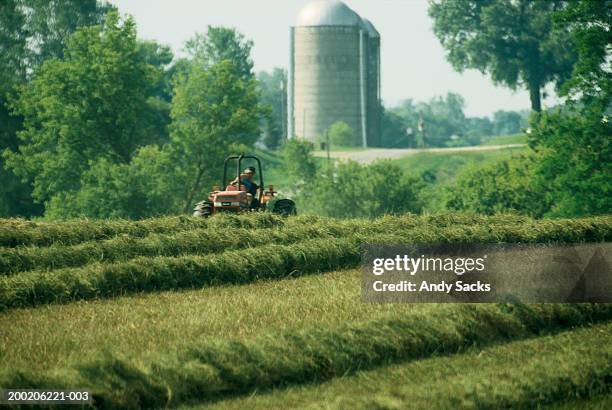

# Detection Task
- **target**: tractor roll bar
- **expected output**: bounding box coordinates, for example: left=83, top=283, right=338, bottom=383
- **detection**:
left=222, top=154, right=264, bottom=195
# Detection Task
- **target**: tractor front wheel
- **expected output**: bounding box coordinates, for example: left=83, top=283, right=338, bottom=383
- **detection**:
left=193, top=201, right=213, bottom=218
left=272, top=199, right=297, bottom=216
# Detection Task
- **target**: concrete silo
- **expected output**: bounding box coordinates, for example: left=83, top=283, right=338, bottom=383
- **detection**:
left=288, top=0, right=381, bottom=147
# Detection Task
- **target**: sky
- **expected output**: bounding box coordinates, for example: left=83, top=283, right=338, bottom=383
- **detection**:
left=108, top=0, right=555, bottom=117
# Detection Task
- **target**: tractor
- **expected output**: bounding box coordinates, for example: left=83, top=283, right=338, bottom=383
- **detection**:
left=192, top=154, right=296, bottom=217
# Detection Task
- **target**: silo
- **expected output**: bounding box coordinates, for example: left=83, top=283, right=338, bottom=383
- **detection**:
left=288, top=0, right=380, bottom=147
left=362, top=18, right=381, bottom=147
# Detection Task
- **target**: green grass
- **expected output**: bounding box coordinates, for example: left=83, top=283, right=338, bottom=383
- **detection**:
left=1, top=212, right=611, bottom=408
left=1, top=214, right=609, bottom=310
left=394, top=147, right=526, bottom=184
left=0, top=212, right=284, bottom=248
left=203, top=322, right=612, bottom=409
left=481, top=133, right=527, bottom=146
left=1, top=273, right=610, bottom=408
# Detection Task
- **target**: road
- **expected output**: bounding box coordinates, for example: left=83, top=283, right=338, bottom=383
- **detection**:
left=312, top=144, right=525, bottom=164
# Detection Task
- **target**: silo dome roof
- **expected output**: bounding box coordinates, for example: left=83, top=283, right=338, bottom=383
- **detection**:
left=296, top=0, right=362, bottom=27
left=361, top=18, right=380, bottom=37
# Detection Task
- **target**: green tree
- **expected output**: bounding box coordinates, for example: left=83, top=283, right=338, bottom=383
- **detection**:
left=282, top=139, right=318, bottom=185
left=258, top=68, right=287, bottom=149
left=554, top=0, right=611, bottom=105
left=529, top=105, right=610, bottom=217
left=0, top=0, right=113, bottom=217
left=328, top=121, right=356, bottom=147
left=307, top=160, right=423, bottom=218
left=429, top=0, right=576, bottom=112
left=492, top=110, right=527, bottom=136
left=527, top=0, right=611, bottom=217
left=52, top=146, right=181, bottom=219
left=170, top=60, right=262, bottom=212
left=3, top=12, right=164, bottom=216
left=185, top=26, right=254, bottom=79
left=447, top=154, right=548, bottom=216
left=381, top=108, right=414, bottom=148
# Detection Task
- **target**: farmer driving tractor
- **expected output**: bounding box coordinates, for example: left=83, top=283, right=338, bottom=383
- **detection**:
left=231, top=166, right=259, bottom=208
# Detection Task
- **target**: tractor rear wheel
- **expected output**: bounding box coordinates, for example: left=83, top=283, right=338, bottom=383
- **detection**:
left=193, top=201, right=213, bottom=218
left=272, top=199, right=297, bottom=216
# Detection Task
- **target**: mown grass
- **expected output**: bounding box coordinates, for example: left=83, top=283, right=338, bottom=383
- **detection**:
left=4, top=212, right=608, bottom=275
left=1, top=215, right=609, bottom=310
left=203, top=322, right=612, bottom=410
left=0, top=212, right=285, bottom=248
left=0, top=220, right=356, bottom=275
left=1, top=298, right=609, bottom=408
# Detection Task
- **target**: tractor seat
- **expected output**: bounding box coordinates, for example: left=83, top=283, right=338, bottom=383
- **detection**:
left=225, top=184, right=247, bottom=192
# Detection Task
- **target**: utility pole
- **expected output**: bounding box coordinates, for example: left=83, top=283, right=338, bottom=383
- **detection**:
left=280, top=79, right=286, bottom=141
left=417, top=112, right=426, bottom=149
left=326, top=128, right=331, bottom=174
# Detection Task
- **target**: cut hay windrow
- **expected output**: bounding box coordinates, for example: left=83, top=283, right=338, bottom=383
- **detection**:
left=0, top=213, right=287, bottom=248
left=0, top=214, right=610, bottom=310
left=0, top=303, right=610, bottom=409
left=2, top=214, right=610, bottom=275
left=0, top=222, right=355, bottom=275
left=219, top=322, right=612, bottom=410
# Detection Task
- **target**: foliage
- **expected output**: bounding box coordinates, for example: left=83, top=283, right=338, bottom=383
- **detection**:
left=0, top=0, right=113, bottom=217
left=384, top=93, right=510, bottom=148
left=304, top=160, right=423, bottom=218
left=380, top=108, right=415, bottom=148
left=530, top=105, right=611, bottom=217
left=429, top=0, right=576, bottom=112
left=447, top=154, right=548, bottom=217
left=185, top=26, right=254, bottom=79
left=327, top=121, right=356, bottom=147
left=493, top=110, right=528, bottom=136
left=169, top=59, right=262, bottom=212
left=554, top=0, right=611, bottom=104
left=3, top=12, right=164, bottom=217
left=281, top=139, right=318, bottom=185
left=257, top=68, right=287, bottom=149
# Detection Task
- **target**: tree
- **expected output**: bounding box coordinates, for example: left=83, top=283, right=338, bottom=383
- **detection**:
left=554, top=0, right=611, bottom=105
left=328, top=121, right=355, bottom=147
left=527, top=0, right=611, bottom=217
left=429, top=0, right=576, bottom=112
left=381, top=108, right=414, bottom=148
left=447, top=154, right=548, bottom=216
left=169, top=60, right=262, bottom=212
left=51, top=146, right=181, bottom=219
left=185, top=26, right=254, bottom=79
left=3, top=12, right=164, bottom=216
left=282, top=139, right=317, bottom=185
left=307, top=160, right=423, bottom=218
left=529, top=104, right=610, bottom=217
left=258, top=68, right=287, bottom=150
left=0, top=0, right=113, bottom=217
left=492, top=110, right=525, bottom=136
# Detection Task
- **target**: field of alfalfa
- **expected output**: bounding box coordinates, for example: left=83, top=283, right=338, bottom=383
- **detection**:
left=1, top=212, right=611, bottom=409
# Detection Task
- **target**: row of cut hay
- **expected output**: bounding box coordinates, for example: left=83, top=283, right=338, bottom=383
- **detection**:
left=0, top=212, right=287, bottom=248
left=0, top=221, right=356, bottom=275
left=0, top=236, right=363, bottom=311
left=1, top=215, right=610, bottom=310
left=2, top=214, right=610, bottom=275
left=219, top=322, right=612, bottom=410
left=1, top=303, right=610, bottom=408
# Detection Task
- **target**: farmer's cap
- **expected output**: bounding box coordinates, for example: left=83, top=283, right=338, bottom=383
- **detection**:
left=244, top=166, right=256, bottom=174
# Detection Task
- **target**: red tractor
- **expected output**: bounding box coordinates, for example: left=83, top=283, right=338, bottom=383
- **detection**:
left=192, top=154, right=296, bottom=217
